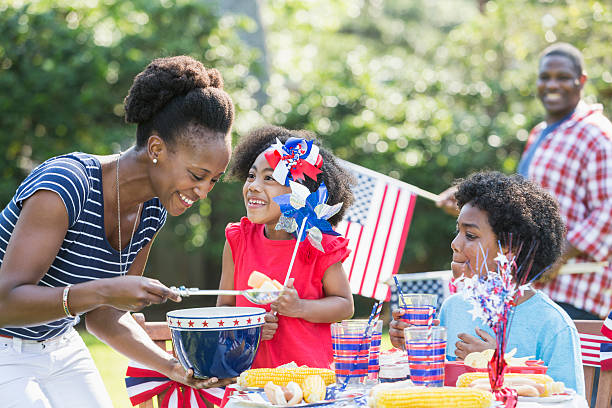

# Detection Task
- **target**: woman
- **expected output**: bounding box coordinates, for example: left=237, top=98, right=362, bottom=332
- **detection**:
left=0, top=56, right=235, bottom=407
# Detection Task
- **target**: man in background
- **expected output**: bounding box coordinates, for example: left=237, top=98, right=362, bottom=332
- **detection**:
left=437, top=43, right=612, bottom=319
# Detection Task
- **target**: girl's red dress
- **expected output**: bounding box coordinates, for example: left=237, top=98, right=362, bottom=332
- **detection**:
left=226, top=217, right=350, bottom=368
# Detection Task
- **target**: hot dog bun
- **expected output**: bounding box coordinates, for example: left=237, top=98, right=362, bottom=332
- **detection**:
left=264, top=382, right=287, bottom=405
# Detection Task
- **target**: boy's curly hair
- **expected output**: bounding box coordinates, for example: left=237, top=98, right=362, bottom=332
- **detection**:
left=228, top=125, right=354, bottom=226
left=454, top=171, right=565, bottom=282
left=124, top=55, right=234, bottom=149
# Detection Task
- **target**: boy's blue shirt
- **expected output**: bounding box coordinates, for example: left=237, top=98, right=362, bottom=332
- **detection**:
left=439, top=290, right=585, bottom=396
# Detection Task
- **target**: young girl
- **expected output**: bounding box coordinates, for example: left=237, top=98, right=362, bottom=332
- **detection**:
left=389, top=172, right=585, bottom=396
left=217, top=125, right=355, bottom=368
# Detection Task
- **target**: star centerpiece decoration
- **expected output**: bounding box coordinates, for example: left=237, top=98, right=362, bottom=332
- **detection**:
left=456, top=247, right=526, bottom=408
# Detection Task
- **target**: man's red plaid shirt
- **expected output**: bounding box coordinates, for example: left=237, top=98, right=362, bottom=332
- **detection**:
left=524, top=101, right=612, bottom=318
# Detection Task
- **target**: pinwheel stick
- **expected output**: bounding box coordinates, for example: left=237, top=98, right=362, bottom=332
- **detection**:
left=283, top=217, right=308, bottom=287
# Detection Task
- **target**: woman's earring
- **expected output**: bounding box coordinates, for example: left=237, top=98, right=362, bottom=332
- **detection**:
left=153, top=158, right=158, bottom=164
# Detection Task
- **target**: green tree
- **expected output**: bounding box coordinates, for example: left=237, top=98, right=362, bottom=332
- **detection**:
left=257, top=0, right=612, bottom=278
left=2, top=0, right=611, bottom=317
left=0, top=0, right=261, bottom=301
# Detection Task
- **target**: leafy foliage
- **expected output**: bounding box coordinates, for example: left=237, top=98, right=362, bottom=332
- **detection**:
left=258, top=0, right=612, bottom=272
left=2, top=0, right=611, bottom=307
left=0, top=0, right=260, bottom=274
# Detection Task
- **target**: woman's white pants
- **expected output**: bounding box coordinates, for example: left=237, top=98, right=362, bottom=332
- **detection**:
left=0, top=328, right=114, bottom=407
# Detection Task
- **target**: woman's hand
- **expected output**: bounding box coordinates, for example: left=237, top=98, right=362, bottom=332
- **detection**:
left=166, top=359, right=236, bottom=389
left=261, top=311, right=279, bottom=341
left=271, top=279, right=304, bottom=318
left=98, top=275, right=181, bottom=311
left=454, top=327, right=496, bottom=360
left=389, top=309, right=409, bottom=350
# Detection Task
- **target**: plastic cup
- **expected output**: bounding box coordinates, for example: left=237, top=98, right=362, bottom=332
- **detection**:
left=404, top=326, right=446, bottom=387
left=331, top=320, right=372, bottom=386
left=398, top=293, right=437, bottom=326
left=337, top=319, right=382, bottom=384
left=367, top=320, right=383, bottom=381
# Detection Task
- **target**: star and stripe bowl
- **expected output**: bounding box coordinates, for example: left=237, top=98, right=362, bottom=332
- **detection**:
left=167, top=306, right=266, bottom=379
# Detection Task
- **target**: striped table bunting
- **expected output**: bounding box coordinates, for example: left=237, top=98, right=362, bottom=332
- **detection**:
left=125, top=361, right=224, bottom=407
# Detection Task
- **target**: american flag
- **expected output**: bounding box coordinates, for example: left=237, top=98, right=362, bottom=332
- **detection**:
left=602, top=310, right=612, bottom=340
left=602, top=311, right=612, bottom=370
left=579, top=331, right=609, bottom=367
left=336, top=160, right=418, bottom=301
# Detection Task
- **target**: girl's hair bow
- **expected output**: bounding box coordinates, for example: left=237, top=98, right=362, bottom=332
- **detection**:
left=264, top=137, right=323, bottom=186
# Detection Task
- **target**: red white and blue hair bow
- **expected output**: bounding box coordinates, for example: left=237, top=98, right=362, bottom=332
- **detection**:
left=125, top=361, right=220, bottom=407
left=264, top=137, right=323, bottom=186
left=273, top=181, right=341, bottom=251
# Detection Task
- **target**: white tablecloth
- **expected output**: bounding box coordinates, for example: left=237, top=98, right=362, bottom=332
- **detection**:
left=225, top=387, right=589, bottom=408
left=226, top=394, right=589, bottom=408
left=515, top=394, right=588, bottom=408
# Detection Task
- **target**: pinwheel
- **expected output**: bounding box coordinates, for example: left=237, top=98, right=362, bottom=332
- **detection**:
left=273, top=181, right=342, bottom=285
left=274, top=181, right=341, bottom=251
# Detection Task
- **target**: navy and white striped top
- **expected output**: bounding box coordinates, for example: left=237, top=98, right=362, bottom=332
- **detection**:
left=0, top=152, right=167, bottom=340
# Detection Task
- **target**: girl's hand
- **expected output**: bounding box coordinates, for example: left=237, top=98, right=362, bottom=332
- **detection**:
left=167, top=359, right=236, bottom=389
left=271, top=278, right=304, bottom=318
left=262, top=312, right=279, bottom=341
left=454, top=327, right=496, bottom=360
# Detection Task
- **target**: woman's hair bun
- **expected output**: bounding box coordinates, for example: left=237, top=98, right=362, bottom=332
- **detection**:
left=124, top=55, right=225, bottom=124
left=205, top=67, right=224, bottom=89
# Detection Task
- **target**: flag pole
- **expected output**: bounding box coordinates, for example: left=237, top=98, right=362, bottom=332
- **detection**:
left=283, top=217, right=308, bottom=287
left=338, top=159, right=440, bottom=202
left=404, top=185, right=440, bottom=202
left=385, top=261, right=608, bottom=285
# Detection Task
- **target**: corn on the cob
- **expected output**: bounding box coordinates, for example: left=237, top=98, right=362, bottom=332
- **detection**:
left=302, top=375, right=326, bottom=403
left=372, top=386, right=492, bottom=408
left=456, top=372, right=554, bottom=388
left=237, top=367, right=335, bottom=388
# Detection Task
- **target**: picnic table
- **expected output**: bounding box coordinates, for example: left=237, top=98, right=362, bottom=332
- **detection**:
left=224, top=388, right=589, bottom=407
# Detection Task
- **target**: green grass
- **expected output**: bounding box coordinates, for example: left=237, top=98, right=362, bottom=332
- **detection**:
left=82, top=331, right=132, bottom=408
left=85, top=328, right=395, bottom=407
left=381, top=328, right=392, bottom=351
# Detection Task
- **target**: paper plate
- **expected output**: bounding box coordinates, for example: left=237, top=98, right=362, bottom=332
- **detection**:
left=518, top=388, right=576, bottom=403
left=228, top=385, right=366, bottom=407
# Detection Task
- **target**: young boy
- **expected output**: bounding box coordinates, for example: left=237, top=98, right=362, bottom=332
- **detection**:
left=390, top=172, right=585, bottom=396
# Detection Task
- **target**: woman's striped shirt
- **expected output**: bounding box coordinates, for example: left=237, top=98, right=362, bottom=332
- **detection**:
left=0, top=152, right=167, bottom=340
